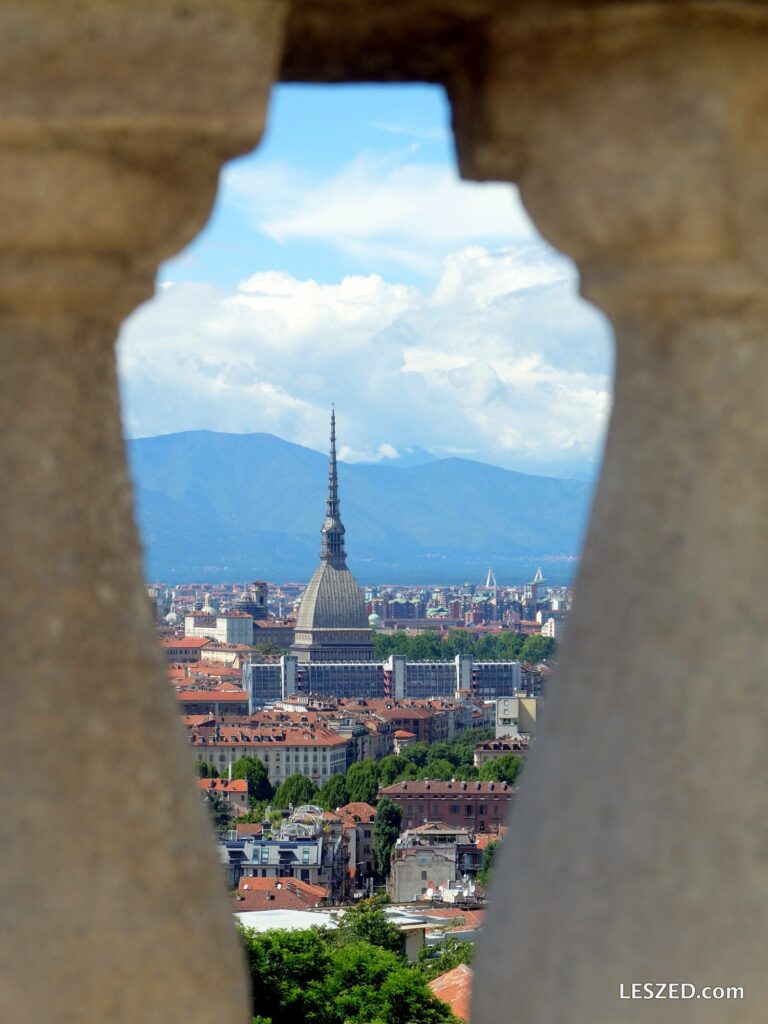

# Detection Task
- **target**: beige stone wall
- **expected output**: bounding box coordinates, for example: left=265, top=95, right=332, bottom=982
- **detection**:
left=4, top=2, right=768, bottom=1022
left=1, top=4, right=287, bottom=1022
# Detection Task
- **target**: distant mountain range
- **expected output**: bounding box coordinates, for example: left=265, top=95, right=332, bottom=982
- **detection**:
left=126, top=431, right=593, bottom=585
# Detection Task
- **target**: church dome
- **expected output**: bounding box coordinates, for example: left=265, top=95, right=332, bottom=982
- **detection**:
left=296, top=562, right=369, bottom=631
left=368, top=612, right=382, bottom=629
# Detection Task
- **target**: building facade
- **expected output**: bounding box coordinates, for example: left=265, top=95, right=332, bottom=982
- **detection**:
left=243, top=652, right=522, bottom=708
left=389, top=822, right=480, bottom=903
left=190, top=722, right=348, bottom=784
left=196, top=777, right=249, bottom=816
left=221, top=806, right=349, bottom=903
left=379, top=779, right=515, bottom=832
left=473, top=736, right=531, bottom=767
left=184, top=611, right=255, bottom=645
left=337, top=801, right=377, bottom=888
left=495, top=696, right=539, bottom=738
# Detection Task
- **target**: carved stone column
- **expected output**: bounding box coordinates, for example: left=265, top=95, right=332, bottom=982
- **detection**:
left=0, top=3, right=285, bottom=1022
left=451, top=5, right=768, bottom=1021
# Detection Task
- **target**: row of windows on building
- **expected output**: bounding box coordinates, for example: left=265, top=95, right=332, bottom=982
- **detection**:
left=243, top=660, right=522, bottom=706
left=200, top=746, right=339, bottom=759
left=248, top=868, right=313, bottom=881
left=251, top=846, right=313, bottom=865
left=405, top=802, right=502, bottom=817
left=199, top=747, right=345, bottom=769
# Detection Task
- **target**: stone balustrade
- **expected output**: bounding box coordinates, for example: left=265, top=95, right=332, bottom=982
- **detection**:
left=1, top=2, right=766, bottom=1022
left=0, top=4, right=286, bottom=1023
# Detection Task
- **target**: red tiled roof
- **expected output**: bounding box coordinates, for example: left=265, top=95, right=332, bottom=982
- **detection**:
left=370, top=706, right=433, bottom=720
left=190, top=723, right=347, bottom=748
left=429, top=964, right=473, bottom=1022
left=159, top=637, right=212, bottom=649
left=380, top=780, right=514, bottom=796
left=195, top=778, right=248, bottom=794
left=475, top=829, right=505, bottom=851
left=394, top=729, right=417, bottom=739
left=235, top=823, right=264, bottom=837
left=233, top=877, right=329, bottom=912
left=337, top=801, right=376, bottom=823
left=176, top=689, right=248, bottom=702
left=203, top=642, right=254, bottom=651
left=182, top=714, right=217, bottom=728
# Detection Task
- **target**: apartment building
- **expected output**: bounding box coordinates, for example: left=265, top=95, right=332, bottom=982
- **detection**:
left=379, top=779, right=515, bottom=832
left=190, top=722, right=348, bottom=784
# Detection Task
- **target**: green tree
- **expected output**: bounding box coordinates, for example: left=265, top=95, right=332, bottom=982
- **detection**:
left=205, top=792, right=232, bottom=831
left=417, top=758, right=454, bottom=781
left=252, top=641, right=288, bottom=656
left=478, top=753, right=523, bottom=785
left=232, top=756, right=274, bottom=804
left=378, top=753, right=409, bottom=787
left=372, top=631, right=412, bottom=661
left=240, top=926, right=332, bottom=1024
left=520, top=634, right=556, bottom=663
left=234, top=802, right=283, bottom=827
left=444, top=630, right=475, bottom=657
left=416, top=937, right=474, bottom=980
left=400, top=742, right=430, bottom=769
left=477, top=839, right=500, bottom=888
left=239, top=926, right=455, bottom=1024
left=372, top=796, right=402, bottom=877
left=328, top=942, right=454, bottom=1024
left=407, top=632, right=445, bottom=661
left=345, top=759, right=381, bottom=805
left=317, top=773, right=350, bottom=811
left=322, top=942, right=403, bottom=1023
left=375, top=627, right=537, bottom=666
left=335, top=895, right=402, bottom=955
left=497, top=632, right=525, bottom=659
left=273, top=773, right=319, bottom=809
left=474, top=635, right=500, bottom=660
left=194, top=760, right=219, bottom=778
left=426, top=742, right=459, bottom=766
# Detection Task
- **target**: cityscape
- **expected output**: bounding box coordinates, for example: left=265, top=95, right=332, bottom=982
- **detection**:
left=150, top=410, right=565, bottom=1021
left=8, top=7, right=760, bottom=1024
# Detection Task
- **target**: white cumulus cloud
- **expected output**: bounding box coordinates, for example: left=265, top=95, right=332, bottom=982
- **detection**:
left=224, top=153, right=538, bottom=279
left=118, top=242, right=612, bottom=475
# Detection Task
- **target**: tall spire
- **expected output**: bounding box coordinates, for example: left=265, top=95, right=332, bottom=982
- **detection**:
left=320, top=407, right=347, bottom=566
left=327, top=406, right=339, bottom=519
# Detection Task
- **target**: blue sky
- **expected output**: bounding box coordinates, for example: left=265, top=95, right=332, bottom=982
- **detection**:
left=118, top=84, right=612, bottom=477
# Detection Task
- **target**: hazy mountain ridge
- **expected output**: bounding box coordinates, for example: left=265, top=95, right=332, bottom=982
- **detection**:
left=127, top=431, right=592, bottom=584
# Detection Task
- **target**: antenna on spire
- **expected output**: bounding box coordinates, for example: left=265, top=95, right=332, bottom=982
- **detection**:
left=320, top=406, right=346, bottom=565
left=328, top=407, right=338, bottom=514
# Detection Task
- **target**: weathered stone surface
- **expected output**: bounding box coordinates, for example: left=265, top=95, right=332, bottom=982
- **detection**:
left=4, top=1, right=768, bottom=1022
left=281, top=0, right=492, bottom=82
left=0, top=3, right=286, bottom=1021
left=455, top=5, right=768, bottom=1022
